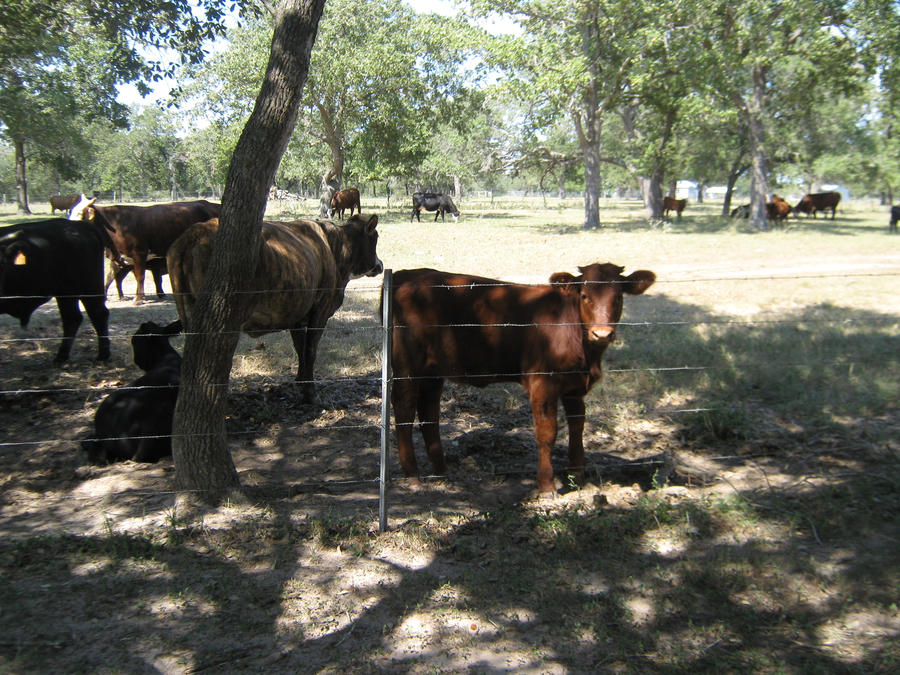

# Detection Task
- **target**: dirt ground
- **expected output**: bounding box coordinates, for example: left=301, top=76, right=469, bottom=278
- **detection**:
left=0, top=272, right=898, bottom=673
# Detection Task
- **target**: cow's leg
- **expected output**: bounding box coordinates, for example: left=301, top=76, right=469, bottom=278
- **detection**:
left=53, top=296, right=83, bottom=363
left=562, top=395, right=586, bottom=487
left=527, top=380, right=559, bottom=495
left=289, top=326, right=319, bottom=403
left=132, top=258, right=147, bottom=304
left=151, top=266, right=165, bottom=298
left=392, top=378, right=421, bottom=480
left=416, top=378, right=446, bottom=475
left=411, top=207, right=419, bottom=222
left=434, top=209, right=440, bottom=222
left=81, top=296, right=111, bottom=361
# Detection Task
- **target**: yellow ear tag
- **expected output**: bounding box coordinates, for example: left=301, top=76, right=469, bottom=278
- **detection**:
left=13, top=252, right=27, bottom=265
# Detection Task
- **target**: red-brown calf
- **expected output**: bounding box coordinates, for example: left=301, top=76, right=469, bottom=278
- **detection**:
left=390, top=263, right=656, bottom=496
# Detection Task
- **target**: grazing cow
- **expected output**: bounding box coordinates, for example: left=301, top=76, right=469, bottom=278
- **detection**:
left=730, top=204, right=750, bottom=219
left=766, top=195, right=792, bottom=222
left=411, top=192, right=460, bottom=222
left=82, top=320, right=183, bottom=464
left=794, top=191, right=841, bottom=219
left=68, top=194, right=220, bottom=303
left=389, top=263, right=656, bottom=496
left=169, top=214, right=383, bottom=403
left=49, top=194, right=80, bottom=215
left=106, top=256, right=167, bottom=301
left=662, top=196, right=687, bottom=219
left=329, top=188, right=361, bottom=219
left=0, top=218, right=115, bottom=363
left=890, top=205, right=899, bottom=234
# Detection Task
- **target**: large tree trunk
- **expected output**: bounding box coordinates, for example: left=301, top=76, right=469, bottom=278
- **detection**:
left=641, top=169, right=664, bottom=220
left=14, top=139, right=31, bottom=215
left=317, top=111, right=344, bottom=217
left=172, top=0, right=326, bottom=506
left=747, top=64, right=770, bottom=231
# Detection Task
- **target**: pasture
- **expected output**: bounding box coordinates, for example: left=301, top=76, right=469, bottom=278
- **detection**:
left=0, top=197, right=898, bottom=672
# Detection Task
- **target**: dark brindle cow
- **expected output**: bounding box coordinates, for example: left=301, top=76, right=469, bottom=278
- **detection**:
left=69, top=195, right=220, bottom=303
left=390, top=263, right=656, bottom=495
left=890, top=205, right=899, bottom=234
left=411, top=192, right=460, bottom=222
left=663, top=196, right=687, bottom=219
left=82, top=320, right=183, bottom=464
left=1, top=218, right=116, bottom=363
left=794, top=191, right=841, bottom=219
left=49, top=194, right=80, bottom=215
left=329, top=188, right=361, bottom=219
left=169, top=214, right=383, bottom=403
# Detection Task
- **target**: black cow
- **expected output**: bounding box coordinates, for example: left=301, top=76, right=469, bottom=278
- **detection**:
left=730, top=204, right=750, bottom=219
left=82, top=320, right=183, bottom=464
left=0, top=218, right=115, bottom=363
left=411, top=192, right=460, bottom=222
left=890, top=205, right=899, bottom=234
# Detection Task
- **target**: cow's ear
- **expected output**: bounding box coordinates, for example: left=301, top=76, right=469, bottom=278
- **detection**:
left=549, top=272, right=579, bottom=294
left=84, top=206, right=96, bottom=221
left=621, top=270, right=656, bottom=295
left=366, top=215, right=378, bottom=232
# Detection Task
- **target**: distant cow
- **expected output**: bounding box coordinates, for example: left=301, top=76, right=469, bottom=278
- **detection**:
left=169, top=214, right=383, bottom=403
left=49, top=194, right=80, bottom=215
left=662, top=196, right=687, bottom=219
left=411, top=192, right=460, bottom=222
left=390, top=263, right=656, bottom=495
left=329, top=188, right=361, bottom=219
left=106, top=256, right=167, bottom=301
left=730, top=204, right=750, bottom=219
left=82, top=320, right=183, bottom=464
left=69, top=195, right=220, bottom=303
left=0, top=218, right=115, bottom=363
left=766, top=195, right=792, bottom=222
left=795, top=191, right=841, bottom=219
left=890, top=205, right=899, bottom=234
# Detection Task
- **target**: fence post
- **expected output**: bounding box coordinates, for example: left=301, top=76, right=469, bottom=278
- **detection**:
left=379, top=269, right=393, bottom=533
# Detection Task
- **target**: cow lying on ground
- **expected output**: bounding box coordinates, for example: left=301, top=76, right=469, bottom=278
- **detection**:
left=82, top=320, right=183, bottom=464
left=795, top=191, right=840, bottom=219
left=730, top=204, right=750, bottom=218
left=411, top=192, right=460, bottom=222
left=49, top=194, right=80, bottom=215
left=890, top=205, right=899, bottom=234
left=389, top=263, right=656, bottom=496
left=106, top=256, right=167, bottom=301
left=766, top=195, right=792, bottom=222
left=169, top=214, right=383, bottom=403
left=329, top=188, right=361, bottom=219
left=663, top=196, right=687, bottom=219
left=69, top=195, right=220, bottom=303
left=0, top=218, right=116, bottom=363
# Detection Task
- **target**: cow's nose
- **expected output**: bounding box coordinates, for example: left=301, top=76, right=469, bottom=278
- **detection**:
left=588, top=326, right=615, bottom=342
left=367, top=259, right=384, bottom=276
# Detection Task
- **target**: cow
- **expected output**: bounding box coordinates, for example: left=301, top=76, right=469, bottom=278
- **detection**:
left=730, top=204, right=750, bottom=219
left=329, top=188, right=361, bottom=219
left=106, top=256, right=167, bottom=301
left=411, top=192, right=460, bottom=222
left=766, top=195, right=792, bottom=222
left=68, top=194, right=220, bottom=303
left=82, top=320, right=183, bottom=464
left=0, top=218, right=115, bottom=363
left=662, top=196, right=687, bottom=219
left=389, top=263, right=656, bottom=496
left=890, top=205, right=899, bottom=234
left=794, top=191, right=841, bottom=219
left=168, top=213, right=383, bottom=403
left=49, top=194, right=80, bottom=215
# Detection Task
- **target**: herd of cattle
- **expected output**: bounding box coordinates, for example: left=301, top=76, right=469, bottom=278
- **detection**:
left=0, top=188, right=895, bottom=494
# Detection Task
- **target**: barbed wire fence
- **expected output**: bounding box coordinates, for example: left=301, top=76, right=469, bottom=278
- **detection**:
left=0, top=270, right=897, bottom=532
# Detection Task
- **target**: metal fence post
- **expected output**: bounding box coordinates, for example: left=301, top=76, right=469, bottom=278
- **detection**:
left=379, top=269, right=393, bottom=533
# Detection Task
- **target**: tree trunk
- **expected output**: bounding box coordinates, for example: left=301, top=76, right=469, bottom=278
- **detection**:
left=172, top=0, right=326, bottom=506
left=582, top=142, right=602, bottom=228
left=453, top=175, right=461, bottom=199
left=747, top=64, right=770, bottom=231
left=317, top=112, right=344, bottom=217
left=14, top=139, right=31, bottom=215
left=641, top=169, right=664, bottom=220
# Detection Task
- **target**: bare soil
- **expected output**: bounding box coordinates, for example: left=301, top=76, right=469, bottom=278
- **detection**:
left=0, top=275, right=898, bottom=673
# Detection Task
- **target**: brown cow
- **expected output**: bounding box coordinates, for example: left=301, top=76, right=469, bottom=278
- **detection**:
left=329, top=188, right=361, bottom=219
left=794, top=191, right=841, bottom=219
left=663, top=196, right=687, bottom=219
left=69, top=195, right=220, bottom=303
left=766, top=195, right=792, bottom=222
left=390, top=263, right=656, bottom=496
left=49, top=194, right=80, bottom=215
left=168, top=214, right=383, bottom=403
